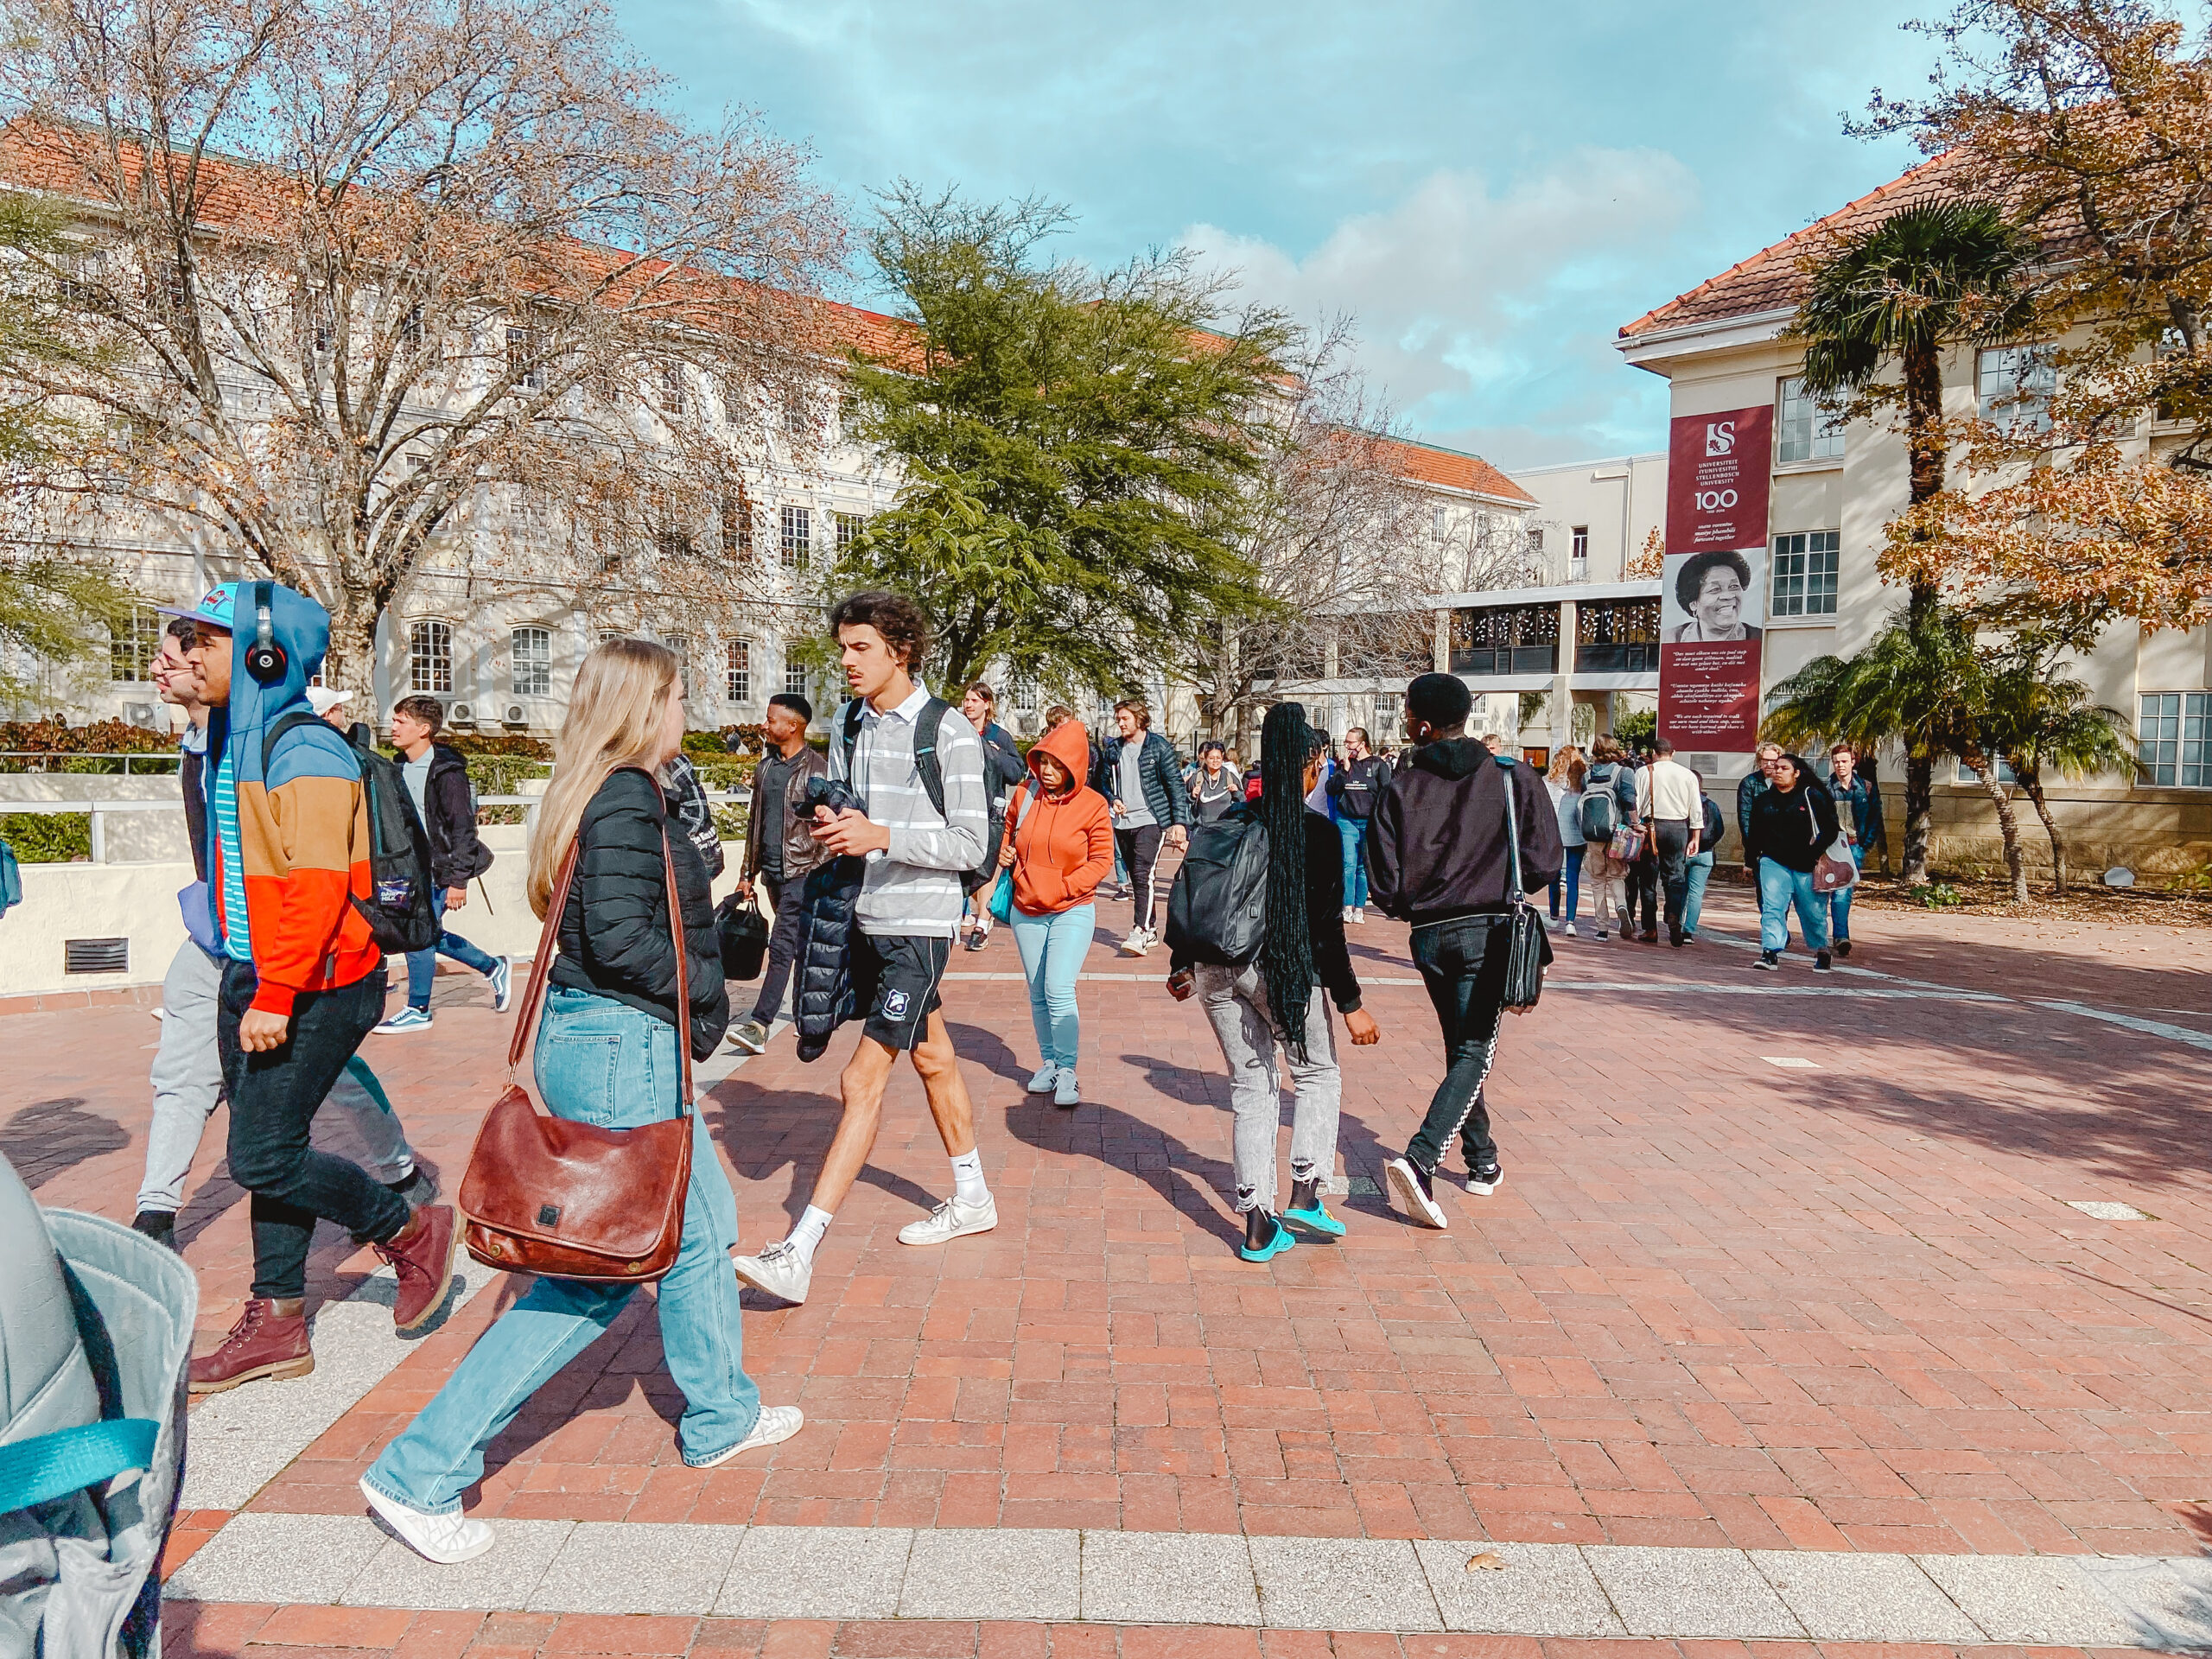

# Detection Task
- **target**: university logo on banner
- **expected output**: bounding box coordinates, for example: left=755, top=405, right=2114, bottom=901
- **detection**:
left=1661, top=406, right=1770, bottom=752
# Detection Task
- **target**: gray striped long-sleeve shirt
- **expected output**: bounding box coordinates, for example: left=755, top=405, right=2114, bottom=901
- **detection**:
left=828, top=683, right=988, bottom=938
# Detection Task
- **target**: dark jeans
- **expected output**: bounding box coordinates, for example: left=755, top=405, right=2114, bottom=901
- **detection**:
left=1404, top=914, right=1510, bottom=1176
left=747, top=872, right=808, bottom=1025
left=218, top=961, right=410, bottom=1300
left=404, top=887, right=501, bottom=1009
left=1628, top=846, right=1659, bottom=934
left=1115, top=823, right=1166, bottom=934
left=1651, top=819, right=1692, bottom=938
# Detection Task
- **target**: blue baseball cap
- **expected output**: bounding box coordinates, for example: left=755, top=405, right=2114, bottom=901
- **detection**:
left=156, top=582, right=240, bottom=632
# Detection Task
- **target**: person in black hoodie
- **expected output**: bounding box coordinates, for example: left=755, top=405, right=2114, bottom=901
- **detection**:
left=1169, top=702, right=1380, bottom=1262
left=1369, top=672, right=1561, bottom=1228
left=1745, top=751, right=1840, bottom=972
left=374, top=695, right=511, bottom=1033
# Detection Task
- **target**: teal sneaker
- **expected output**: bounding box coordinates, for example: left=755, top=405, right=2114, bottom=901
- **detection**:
left=1282, top=1200, right=1345, bottom=1237
left=1236, top=1215, right=1296, bottom=1263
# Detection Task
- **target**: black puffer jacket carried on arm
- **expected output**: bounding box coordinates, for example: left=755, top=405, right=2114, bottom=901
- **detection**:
left=792, top=853, right=866, bottom=1063
left=551, top=767, right=729, bottom=1060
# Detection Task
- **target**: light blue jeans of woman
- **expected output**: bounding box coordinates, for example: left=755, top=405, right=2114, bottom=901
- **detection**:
left=1338, top=817, right=1370, bottom=910
left=1757, top=858, right=1831, bottom=954
left=1681, top=849, right=1713, bottom=937
left=363, top=985, right=760, bottom=1515
left=1009, top=901, right=1092, bottom=1071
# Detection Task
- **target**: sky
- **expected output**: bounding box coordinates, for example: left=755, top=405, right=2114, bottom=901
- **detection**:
left=617, top=0, right=1941, bottom=471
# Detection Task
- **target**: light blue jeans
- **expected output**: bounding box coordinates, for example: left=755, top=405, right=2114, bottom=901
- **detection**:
left=1681, top=849, right=1713, bottom=937
left=404, top=887, right=501, bottom=1010
left=1758, top=858, right=1830, bottom=954
left=1827, top=842, right=1863, bottom=940
left=1338, top=817, right=1370, bottom=910
left=363, top=986, right=760, bottom=1515
left=1009, top=901, right=1092, bottom=1071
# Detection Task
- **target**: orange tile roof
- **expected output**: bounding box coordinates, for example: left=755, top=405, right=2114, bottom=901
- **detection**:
left=1618, top=151, right=1975, bottom=340
left=1370, top=435, right=1535, bottom=504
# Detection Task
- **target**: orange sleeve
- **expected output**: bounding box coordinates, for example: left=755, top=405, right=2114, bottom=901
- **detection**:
left=247, top=773, right=361, bottom=1013
left=1074, top=793, right=1115, bottom=897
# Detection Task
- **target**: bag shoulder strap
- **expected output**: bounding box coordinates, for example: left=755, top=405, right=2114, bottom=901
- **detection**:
left=912, top=696, right=950, bottom=823
left=260, top=708, right=325, bottom=779
left=1497, top=754, right=1525, bottom=907
left=0, top=1417, right=157, bottom=1513
left=839, top=698, right=865, bottom=776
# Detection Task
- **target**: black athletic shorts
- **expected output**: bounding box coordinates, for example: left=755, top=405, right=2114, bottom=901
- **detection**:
left=854, top=931, right=951, bottom=1052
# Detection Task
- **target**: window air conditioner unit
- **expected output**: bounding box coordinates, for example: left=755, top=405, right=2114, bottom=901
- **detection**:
left=503, top=702, right=528, bottom=727
left=447, top=702, right=474, bottom=726
left=124, top=702, right=157, bottom=728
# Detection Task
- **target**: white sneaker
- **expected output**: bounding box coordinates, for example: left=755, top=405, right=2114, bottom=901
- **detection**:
left=1564, top=922, right=1577, bottom=938
left=1341, top=906, right=1354, bottom=923
left=1122, top=929, right=1151, bottom=957
left=731, top=1239, right=812, bottom=1304
left=1026, top=1064, right=1061, bottom=1094
left=360, top=1476, right=494, bottom=1564
left=1352, top=907, right=1366, bottom=925
left=692, top=1404, right=804, bottom=1468
left=898, top=1192, right=998, bottom=1246
left=1053, top=1069, right=1080, bottom=1108
left=1384, top=1156, right=1448, bottom=1230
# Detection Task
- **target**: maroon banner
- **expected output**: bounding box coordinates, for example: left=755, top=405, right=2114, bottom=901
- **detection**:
left=1666, top=405, right=1771, bottom=552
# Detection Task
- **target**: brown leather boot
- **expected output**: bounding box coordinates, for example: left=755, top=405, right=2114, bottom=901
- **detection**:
left=188, top=1298, right=313, bottom=1394
left=376, top=1204, right=458, bottom=1334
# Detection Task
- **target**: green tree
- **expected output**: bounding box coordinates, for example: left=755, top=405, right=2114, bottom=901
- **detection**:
left=0, top=192, right=128, bottom=704
left=827, top=187, right=1294, bottom=691
left=1979, top=646, right=2135, bottom=894
left=1787, top=200, right=2037, bottom=881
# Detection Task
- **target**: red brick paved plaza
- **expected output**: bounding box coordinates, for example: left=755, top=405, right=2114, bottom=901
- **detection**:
left=7, top=886, right=2210, bottom=1657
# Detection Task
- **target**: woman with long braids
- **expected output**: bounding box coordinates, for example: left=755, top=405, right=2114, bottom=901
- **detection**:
left=1172, top=702, right=1381, bottom=1262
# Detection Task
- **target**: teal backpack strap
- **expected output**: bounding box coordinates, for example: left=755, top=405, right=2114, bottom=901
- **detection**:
left=0, top=1418, right=159, bottom=1514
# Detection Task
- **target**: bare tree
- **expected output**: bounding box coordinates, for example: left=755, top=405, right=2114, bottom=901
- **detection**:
left=0, top=0, right=844, bottom=688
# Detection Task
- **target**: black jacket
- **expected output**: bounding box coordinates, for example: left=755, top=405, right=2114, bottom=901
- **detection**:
left=1367, top=738, right=1563, bottom=925
left=180, top=733, right=209, bottom=885
left=550, top=768, right=729, bottom=1060
left=1325, top=754, right=1393, bottom=822
left=1096, top=729, right=1194, bottom=828
left=792, top=853, right=866, bottom=1063
left=979, top=721, right=1027, bottom=810
left=1745, top=765, right=1840, bottom=874
left=1302, top=809, right=1362, bottom=1014
left=420, top=742, right=495, bottom=892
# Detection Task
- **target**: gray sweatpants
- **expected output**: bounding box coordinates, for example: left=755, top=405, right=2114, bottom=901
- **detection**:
left=1194, top=961, right=1340, bottom=1214
left=137, top=937, right=416, bottom=1214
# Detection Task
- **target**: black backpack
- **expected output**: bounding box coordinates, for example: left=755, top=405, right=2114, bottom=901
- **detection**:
left=1164, top=810, right=1270, bottom=966
left=839, top=696, right=995, bottom=897
left=262, top=711, right=439, bottom=953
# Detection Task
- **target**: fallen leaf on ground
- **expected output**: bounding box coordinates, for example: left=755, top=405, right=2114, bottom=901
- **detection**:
left=1466, top=1552, right=1507, bottom=1570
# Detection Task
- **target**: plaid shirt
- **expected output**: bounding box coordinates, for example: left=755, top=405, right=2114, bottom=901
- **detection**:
left=664, top=754, right=725, bottom=879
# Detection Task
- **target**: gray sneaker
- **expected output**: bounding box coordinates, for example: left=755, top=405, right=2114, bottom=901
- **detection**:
left=1026, top=1063, right=1060, bottom=1094
left=1053, top=1069, right=1080, bottom=1109
left=732, top=1239, right=811, bottom=1304
left=727, top=1019, right=771, bottom=1055
left=693, top=1404, right=804, bottom=1468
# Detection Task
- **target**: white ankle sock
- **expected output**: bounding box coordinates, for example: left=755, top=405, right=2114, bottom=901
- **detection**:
left=787, top=1205, right=835, bottom=1266
left=950, top=1148, right=988, bottom=1205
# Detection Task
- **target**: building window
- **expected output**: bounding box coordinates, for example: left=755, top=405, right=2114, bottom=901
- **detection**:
left=726, top=639, right=751, bottom=703
left=659, top=363, right=687, bottom=415
left=780, top=505, right=810, bottom=569
left=399, top=304, right=423, bottom=348
left=1770, top=531, right=1840, bottom=618
left=1010, top=674, right=1039, bottom=715
left=722, top=492, right=753, bottom=559
left=836, top=512, right=864, bottom=554
left=1570, top=525, right=1589, bottom=579
left=1956, top=754, right=2019, bottom=785
left=409, top=620, right=453, bottom=694
left=1573, top=599, right=1661, bottom=675
left=784, top=657, right=808, bottom=699
left=511, top=626, right=551, bottom=697
left=2139, top=692, right=2209, bottom=787
left=1449, top=602, right=1560, bottom=677
left=1777, top=376, right=1846, bottom=463
left=109, top=604, right=162, bottom=682
left=506, top=326, right=542, bottom=390
left=1978, top=346, right=2056, bottom=434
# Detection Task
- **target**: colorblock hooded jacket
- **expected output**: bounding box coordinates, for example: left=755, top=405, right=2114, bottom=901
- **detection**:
left=200, top=582, right=383, bottom=1015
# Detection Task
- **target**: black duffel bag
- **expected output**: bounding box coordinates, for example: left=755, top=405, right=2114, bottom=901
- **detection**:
left=715, top=888, right=770, bottom=981
left=1495, top=753, right=1553, bottom=1010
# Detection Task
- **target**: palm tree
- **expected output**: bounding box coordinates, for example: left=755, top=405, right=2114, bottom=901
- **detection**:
left=1981, top=651, right=2135, bottom=893
left=1787, top=200, right=2037, bottom=882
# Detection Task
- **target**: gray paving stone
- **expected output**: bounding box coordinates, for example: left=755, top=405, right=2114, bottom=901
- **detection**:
left=899, top=1528, right=1079, bottom=1621
left=1081, top=1529, right=1259, bottom=1626
left=1584, top=1545, right=1802, bottom=1639
left=167, top=1512, right=380, bottom=1605
left=1412, top=1541, right=1624, bottom=1637
left=1249, top=1535, right=1441, bottom=1632
left=525, top=1522, right=746, bottom=1614
left=343, top=1518, right=572, bottom=1611
left=1916, top=1553, right=2139, bottom=1646
left=715, top=1525, right=911, bottom=1619
left=1749, top=1549, right=1980, bottom=1643
left=2076, top=1555, right=2212, bottom=1650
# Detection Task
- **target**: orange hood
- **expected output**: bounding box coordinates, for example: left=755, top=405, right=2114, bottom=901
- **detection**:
left=1027, top=719, right=1092, bottom=794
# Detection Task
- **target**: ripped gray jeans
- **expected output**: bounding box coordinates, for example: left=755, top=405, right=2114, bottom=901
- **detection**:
left=1193, top=962, right=1341, bottom=1214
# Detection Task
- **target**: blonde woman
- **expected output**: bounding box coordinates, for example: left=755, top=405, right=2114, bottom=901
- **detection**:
left=1546, top=745, right=1586, bottom=935
left=1582, top=735, right=1637, bottom=942
left=360, top=639, right=798, bottom=1565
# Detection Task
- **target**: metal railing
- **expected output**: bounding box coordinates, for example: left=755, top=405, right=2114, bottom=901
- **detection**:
left=0, top=751, right=181, bottom=774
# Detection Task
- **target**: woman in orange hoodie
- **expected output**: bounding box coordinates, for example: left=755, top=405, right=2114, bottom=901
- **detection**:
left=996, top=718, right=1115, bottom=1108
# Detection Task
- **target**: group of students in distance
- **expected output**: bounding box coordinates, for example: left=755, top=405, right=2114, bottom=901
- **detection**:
left=149, top=581, right=1560, bottom=1569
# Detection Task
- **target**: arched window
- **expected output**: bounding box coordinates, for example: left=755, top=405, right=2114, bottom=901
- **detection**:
left=511, top=626, right=551, bottom=696
left=409, top=620, right=453, bottom=694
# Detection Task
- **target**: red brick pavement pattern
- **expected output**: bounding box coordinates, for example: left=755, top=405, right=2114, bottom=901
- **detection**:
left=9, top=894, right=2211, bottom=1556
left=157, top=1600, right=2165, bottom=1659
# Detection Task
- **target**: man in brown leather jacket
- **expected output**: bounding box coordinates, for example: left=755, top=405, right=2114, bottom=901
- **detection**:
left=727, top=692, right=828, bottom=1053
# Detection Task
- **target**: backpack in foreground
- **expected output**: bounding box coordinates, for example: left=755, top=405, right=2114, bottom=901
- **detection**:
left=262, top=712, right=439, bottom=953
left=1579, top=766, right=1620, bottom=842
left=839, top=697, right=995, bottom=897
left=1163, top=811, right=1271, bottom=966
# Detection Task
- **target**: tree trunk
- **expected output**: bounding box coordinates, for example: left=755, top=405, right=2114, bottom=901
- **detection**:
left=1902, top=747, right=1934, bottom=886
left=1964, top=747, right=2028, bottom=903
left=1903, top=339, right=1947, bottom=632
left=325, top=604, right=380, bottom=707
left=2019, top=770, right=2067, bottom=893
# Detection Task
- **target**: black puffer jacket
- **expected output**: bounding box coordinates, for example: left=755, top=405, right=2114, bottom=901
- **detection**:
left=550, top=767, right=729, bottom=1060
left=792, top=852, right=867, bottom=1063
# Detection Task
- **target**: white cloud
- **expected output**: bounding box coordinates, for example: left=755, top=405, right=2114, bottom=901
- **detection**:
left=1183, top=149, right=1700, bottom=465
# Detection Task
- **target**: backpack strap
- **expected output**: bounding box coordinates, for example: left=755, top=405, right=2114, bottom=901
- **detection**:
left=0, top=1417, right=158, bottom=1514
left=911, top=696, right=950, bottom=824
left=259, top=708, right=327, bottom=779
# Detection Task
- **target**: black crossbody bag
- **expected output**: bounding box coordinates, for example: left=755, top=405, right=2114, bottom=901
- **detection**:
left=1495, top=754, right=1553, bottom=1010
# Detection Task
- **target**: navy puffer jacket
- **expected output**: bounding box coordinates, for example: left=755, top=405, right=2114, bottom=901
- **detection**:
left=793, top=850, right=867, bottom=1062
